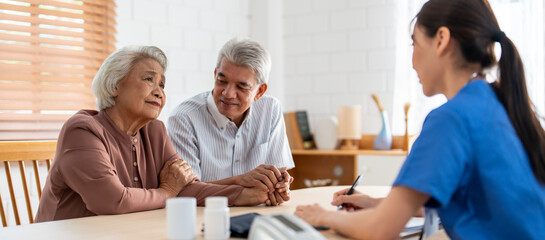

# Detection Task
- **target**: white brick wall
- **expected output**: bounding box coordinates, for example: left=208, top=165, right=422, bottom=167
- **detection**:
left=115, top=0, right=250, bottom=122
left=283, top=0, right=397, bottom=134
left=115, top=0, right=401, bottom=133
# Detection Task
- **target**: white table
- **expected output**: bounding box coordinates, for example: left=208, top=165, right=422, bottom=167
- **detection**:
left=0, top=186, right=448, bottom=239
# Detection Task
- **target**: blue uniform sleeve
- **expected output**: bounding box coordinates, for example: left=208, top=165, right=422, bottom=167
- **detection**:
left=394, top=107, right=472, bottom=207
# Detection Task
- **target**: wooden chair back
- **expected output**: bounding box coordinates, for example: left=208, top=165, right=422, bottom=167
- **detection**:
left=0, top=141, right=56, bottom=227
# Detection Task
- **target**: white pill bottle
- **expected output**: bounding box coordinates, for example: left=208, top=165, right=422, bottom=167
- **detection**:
left=204, top=196, right=230, bottom=240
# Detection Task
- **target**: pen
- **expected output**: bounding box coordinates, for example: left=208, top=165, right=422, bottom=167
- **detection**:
left=338, top=174, right=362, bottom=210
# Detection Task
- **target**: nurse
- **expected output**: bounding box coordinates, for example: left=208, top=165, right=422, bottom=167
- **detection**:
left=294, top=0, right=545, bottom=239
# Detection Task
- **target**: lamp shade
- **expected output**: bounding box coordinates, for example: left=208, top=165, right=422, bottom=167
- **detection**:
left=337, top=105, right=361, bottom=139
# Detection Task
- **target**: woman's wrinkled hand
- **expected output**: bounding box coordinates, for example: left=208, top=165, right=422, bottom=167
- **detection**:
left=159, top=159, right=197, bottom=198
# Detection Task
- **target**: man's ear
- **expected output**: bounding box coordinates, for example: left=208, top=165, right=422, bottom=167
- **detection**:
left=254, top=83, right=268, bottom=101
left=435, top=26, right=452, bottom=57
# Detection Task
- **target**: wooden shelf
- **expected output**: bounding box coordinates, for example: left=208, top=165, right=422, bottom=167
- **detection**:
left=289, top=148, right=407, bottom=190
left=291, top=149, right=407, bottom=156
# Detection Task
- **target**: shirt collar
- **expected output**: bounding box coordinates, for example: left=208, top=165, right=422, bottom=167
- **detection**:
left=206, top=91, right=252, bottom=129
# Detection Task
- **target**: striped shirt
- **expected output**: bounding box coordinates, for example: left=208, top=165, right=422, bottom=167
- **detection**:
left=167, top=91, right=294, bottom=182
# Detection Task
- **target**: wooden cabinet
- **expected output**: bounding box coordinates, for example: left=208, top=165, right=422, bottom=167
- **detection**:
left=288, top=149, right=406, bottom=189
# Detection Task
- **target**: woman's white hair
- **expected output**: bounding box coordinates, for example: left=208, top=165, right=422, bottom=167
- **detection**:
left=91, top=46, right=167, bottom=110
left=216, top=37, right=271, bottom=85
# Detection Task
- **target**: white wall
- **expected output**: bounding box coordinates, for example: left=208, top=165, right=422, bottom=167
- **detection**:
left=115, top=0, right=398, bottom=135
left=115, top=0, right=250, bottom=122
left=282, top=0, right=397, bottom=134
left=249, top=0, right=285, bottom=106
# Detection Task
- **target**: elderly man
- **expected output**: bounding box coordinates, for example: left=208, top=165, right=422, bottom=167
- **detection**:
left=167, top=38, right=294, bottom=204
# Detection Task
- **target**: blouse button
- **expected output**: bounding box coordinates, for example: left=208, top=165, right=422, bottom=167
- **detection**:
left=133, top=138, right=137, bottom=143
left=134, top=177, right=139, bottom=182
left=133, top=161, right=137, bottom=167
left=132, top=146, right=136, bottom=151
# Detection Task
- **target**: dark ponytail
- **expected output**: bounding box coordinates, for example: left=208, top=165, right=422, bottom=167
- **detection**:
left=495, top=34, right=545, bottom=183
left=417, top=0, right=545, bottom=183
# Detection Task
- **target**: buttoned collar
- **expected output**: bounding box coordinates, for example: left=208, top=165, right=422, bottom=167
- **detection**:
left=206, top=91, right=252, bottom=130
left=97, top=110, right=141, bottom=145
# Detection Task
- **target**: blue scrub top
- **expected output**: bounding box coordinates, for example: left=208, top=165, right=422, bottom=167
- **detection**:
left=394, top=79, right=545, bottom=239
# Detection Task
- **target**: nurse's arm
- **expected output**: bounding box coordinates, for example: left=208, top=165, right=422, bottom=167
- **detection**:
left=325, top=186, right=429, bottom=239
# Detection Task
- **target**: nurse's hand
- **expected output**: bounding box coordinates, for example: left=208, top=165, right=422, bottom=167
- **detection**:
left=294, top=204, right=330, bottom=226
left=331, top=188, right=381, bottom=211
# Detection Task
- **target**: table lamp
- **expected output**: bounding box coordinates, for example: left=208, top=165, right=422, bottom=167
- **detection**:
left=337, top=105, right=361, bottom=150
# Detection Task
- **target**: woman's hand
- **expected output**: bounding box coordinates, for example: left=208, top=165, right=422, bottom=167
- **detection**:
left=331, top=188, right=381, bottom=211
left=233, top=187, right=269, bottom=206
left=294, top=203, right=331, bottom=226
left=159, top=159, right=197, bottom=198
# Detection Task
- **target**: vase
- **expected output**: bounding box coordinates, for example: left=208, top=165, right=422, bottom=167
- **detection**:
left=374, top=110, right=392, bottom=150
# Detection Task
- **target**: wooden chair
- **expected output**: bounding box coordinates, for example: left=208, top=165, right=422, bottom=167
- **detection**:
left=0, top=141, right=56, bottom=227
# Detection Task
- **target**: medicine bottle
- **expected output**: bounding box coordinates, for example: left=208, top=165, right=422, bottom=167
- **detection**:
left=204, top=196, right=230, bottom=240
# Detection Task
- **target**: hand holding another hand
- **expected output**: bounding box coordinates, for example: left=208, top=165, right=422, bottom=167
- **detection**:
left=235, top=165, right=294, bottom=206
left=265, top=168, right=294, bottom=206
left=236, top=164, right=282, bottom=192
left=274, top=167, right=294, bottom=193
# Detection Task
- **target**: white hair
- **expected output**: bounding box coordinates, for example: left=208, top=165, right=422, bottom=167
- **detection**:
left=91, top=46, right=168, bottom=110
left=216, top=37, right=271, bottom=85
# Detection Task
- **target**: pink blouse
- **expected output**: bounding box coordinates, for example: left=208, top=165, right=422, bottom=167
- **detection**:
left=35, top=110, right=242, bottom=222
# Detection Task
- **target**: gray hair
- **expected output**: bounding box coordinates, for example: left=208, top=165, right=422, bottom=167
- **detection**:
left=91, top=46, right=168, bottom=110
left=216, top=37, right=271, bottom=85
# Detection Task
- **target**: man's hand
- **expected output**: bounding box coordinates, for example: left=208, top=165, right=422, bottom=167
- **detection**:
left=159, top=159, right=197, bottom=198
left=234, top=165, right=294, bottom=206
left=265, top=168, right=294, bottom=206
left=233, top=187, right=269, bottom=206
left=274, top=167, right=294, bottom=193
left=266, top=188, right=292, bottom=206
left=236, top=164, right=283, bottom=192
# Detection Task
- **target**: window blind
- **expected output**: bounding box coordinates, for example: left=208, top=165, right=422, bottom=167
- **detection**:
left=0, top=0, right=116, bottom=140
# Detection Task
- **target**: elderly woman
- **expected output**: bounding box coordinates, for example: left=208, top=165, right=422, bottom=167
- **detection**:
left=35, top=46, right=269, bottom=222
